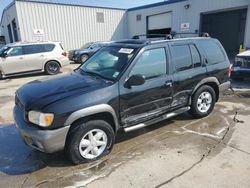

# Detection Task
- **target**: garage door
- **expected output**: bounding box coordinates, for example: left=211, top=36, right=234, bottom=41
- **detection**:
left=201, top=9, right=247, bottom=59
left=147, top=12, right=172, bottom=36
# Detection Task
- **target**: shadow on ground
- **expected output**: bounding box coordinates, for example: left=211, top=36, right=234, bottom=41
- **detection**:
left=0, top=113, right=193, bottom=176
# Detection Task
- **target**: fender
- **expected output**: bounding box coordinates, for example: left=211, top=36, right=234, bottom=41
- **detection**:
left=64, top=104, right=119, bottom=131
left=191, top=77, right=219, bottom=95
left=188, top=77, right=220, bottom=105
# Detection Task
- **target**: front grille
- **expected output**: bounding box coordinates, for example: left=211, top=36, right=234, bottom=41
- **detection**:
left=15, top=94, right=29, bottom=121
left=15, top=95, right=25, bottom=111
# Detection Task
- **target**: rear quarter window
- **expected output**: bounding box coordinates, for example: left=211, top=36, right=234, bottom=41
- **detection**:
left=199, top=40, right=226, bottom=64
left=41, top=44, right=55, bottom=52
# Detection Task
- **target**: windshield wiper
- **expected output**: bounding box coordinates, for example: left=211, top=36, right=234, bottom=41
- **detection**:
left=81, top=69, right=111, bottom=81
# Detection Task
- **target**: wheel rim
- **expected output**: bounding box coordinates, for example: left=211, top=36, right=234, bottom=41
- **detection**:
left=48, top=62, right=59, bottom=73
left=197, top=91, right=212, bottom=113
left=81, top=55, right=88, bottom=62
left=79, top=129, right=108, bottom=160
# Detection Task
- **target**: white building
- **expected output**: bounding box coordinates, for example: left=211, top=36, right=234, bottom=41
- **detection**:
left=0, top=0, right=127, bottom=50
left=1, top=0, right=250, bottom=57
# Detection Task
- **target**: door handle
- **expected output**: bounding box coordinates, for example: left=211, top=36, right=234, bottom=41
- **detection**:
left=19, top=57, right=23, bottom=59
left=40, top=54, right=44, bottom=57
left=165, top=80, right=173, bottom=87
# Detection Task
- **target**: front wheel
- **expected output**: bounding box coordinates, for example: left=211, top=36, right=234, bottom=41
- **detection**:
left=65, top=120, right=115, bottom=164
left=45, top=61, right=60, bottom=75
left=189, top=85, right=216, bottom=118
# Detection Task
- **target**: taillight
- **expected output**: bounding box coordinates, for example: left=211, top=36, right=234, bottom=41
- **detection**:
left=228, top=65, right=232, bottom=77
left=62, top=51, right=69, bottom=57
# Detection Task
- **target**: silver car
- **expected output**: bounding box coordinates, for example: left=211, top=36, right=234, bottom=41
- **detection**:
left=0, top=41, right=70, bottom=78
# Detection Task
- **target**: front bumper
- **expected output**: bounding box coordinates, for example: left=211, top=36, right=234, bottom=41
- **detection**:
left=219, top=81, right=231, bottom=92
left=13, top=106, right=70, bottom=153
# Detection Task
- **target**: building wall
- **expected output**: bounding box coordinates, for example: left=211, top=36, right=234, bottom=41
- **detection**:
left=15, top=1, right=128, bottom=50
left=0, top=3, right=20, bottom=44
left=127, top=0, right=250, bottom=48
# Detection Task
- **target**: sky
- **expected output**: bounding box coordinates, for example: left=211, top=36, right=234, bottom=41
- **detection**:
left=0, top=0, right=163, bottom=16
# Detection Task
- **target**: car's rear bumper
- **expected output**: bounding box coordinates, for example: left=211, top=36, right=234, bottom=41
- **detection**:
left=13, top=106, right=70, bottom=153
left=219, top=81, right=231, bottom=92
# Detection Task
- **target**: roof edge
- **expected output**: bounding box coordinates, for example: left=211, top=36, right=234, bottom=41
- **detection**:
left=128, top=0, right=188, bottom=11
left=15, top=0, right=126, bottom=11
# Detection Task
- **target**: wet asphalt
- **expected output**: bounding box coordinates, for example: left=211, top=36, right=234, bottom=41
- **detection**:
left=0, top=67, right=250, bottom=187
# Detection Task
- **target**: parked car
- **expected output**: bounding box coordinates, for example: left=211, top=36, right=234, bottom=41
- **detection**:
left=0, top=41, right=70, bottom=78
left=14, top=37, right=230, bottom=164
left=231, top=50, right=250, bottom=81
left=69, top=41, right=111, bottom=63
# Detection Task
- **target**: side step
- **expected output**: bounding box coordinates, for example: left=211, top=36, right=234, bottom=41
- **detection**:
left=124, top=106, right=190, bottom=132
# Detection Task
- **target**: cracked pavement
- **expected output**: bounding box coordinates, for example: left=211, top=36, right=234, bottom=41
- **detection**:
left=0, top=71, right=250, bottom=188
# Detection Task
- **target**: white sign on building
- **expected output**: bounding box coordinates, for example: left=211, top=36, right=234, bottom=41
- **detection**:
left=181, top=23, right=190, bottom=31
left=33, top=29, right=44, bottom=36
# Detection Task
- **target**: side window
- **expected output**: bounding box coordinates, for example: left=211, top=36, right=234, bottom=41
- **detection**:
left=190, top=44, right=201, bottom=68
left=130, top=48, right=167, bottom=79
left=171, top=45, right=192, bottom=72
left=41, top=44, right=55, bottom=52
left=199, top=40, right=225, bottom=64
left=8, top=47, right=23, bottom=56
left=23, top=45, right=42, bottom=55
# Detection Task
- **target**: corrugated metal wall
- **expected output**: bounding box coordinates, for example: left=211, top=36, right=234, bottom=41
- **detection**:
left=127, top=0, right=250, bottom=48
left=0, top=3, right=20, bottom=43
left=15, top=1, right=128, bottom=50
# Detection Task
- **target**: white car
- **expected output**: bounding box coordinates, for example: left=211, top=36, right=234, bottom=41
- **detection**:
left=0, top=41, right=70, bottom=78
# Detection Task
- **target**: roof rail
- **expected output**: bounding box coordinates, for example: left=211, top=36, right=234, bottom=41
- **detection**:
left=132, top=32, right=210, bottom=40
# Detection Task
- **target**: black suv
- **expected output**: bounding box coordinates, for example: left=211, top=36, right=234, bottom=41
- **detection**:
left=14, top=37, right=230, bottom=164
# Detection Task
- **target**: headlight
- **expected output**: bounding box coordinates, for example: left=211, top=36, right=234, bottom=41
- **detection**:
left=28, top=111, right=54, bottom=127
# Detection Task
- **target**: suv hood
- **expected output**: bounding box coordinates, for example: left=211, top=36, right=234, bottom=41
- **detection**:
left=16, top=71, right=110, bottom=110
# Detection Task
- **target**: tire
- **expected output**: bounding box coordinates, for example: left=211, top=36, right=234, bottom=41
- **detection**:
left=45, top=61, right=60, bottom=75
left=189, top=85, right=216, bottom=118
left=65, top=120, right=115, bottom=164
left=80, top=54, right=89, bottom=63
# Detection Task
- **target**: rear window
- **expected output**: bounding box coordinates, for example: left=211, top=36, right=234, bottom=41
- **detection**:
left=41, top=44, right=55, bottom=52
left=199, top=40, right=225, bottom=64
left=23, top=45, right=41, bottom=55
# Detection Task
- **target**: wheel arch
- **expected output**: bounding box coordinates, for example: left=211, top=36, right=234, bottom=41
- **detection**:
left=64, top=104, right=119, bottom=134
left=191, top=77, right=220, bottom=103
left=44, top=59, right=62, bottom=69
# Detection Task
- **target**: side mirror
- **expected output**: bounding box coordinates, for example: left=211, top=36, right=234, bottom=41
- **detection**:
left=125, top=74, right=145, bottom=88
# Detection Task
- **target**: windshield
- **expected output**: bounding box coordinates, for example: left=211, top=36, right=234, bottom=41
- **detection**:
left=80, top=46, right=137, bottom=81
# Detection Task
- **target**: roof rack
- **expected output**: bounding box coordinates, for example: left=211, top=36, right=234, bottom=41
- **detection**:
left=132, top=32, right=210, bottom=40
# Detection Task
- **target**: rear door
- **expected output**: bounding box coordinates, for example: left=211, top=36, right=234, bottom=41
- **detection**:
left=1, top=46, right=26, bottom=74
left=22, top=44, right=46, bottom=71
left=169, top=41, right=207, bottom=108
left=119, top=45, right=173, bottom=127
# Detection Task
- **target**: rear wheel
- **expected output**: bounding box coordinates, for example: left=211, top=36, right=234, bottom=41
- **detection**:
left=65, top=120, right=115, bottom=164
left=80, top=54, right=89, bottom=63
left=45, top=61, right=60, bottom=75
left=190, top=85, right=216, bottom=118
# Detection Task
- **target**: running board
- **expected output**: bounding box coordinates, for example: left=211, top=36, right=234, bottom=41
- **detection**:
left=124, top=106, right=190, bottom=132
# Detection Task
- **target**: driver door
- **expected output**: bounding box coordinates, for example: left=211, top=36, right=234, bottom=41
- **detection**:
left=119, top=46, right=173, bottom=127
left=1, top=46, right=26, bottom=75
